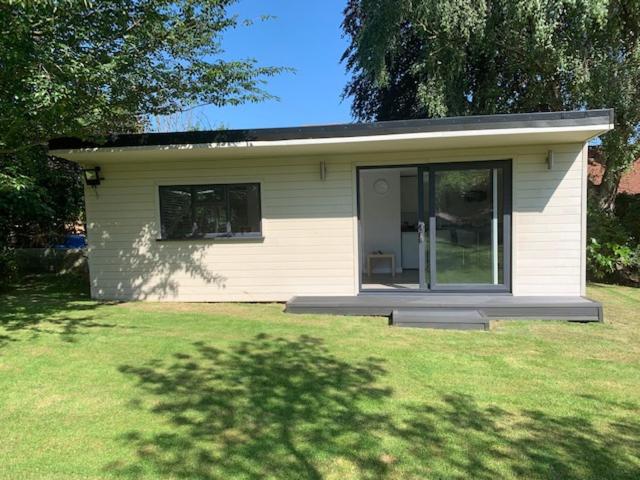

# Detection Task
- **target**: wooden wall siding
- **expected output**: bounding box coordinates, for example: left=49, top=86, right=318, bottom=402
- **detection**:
left=85, top=143, right=586, bottom=301
left=511, top=145, right=585, bottom=296
left=86, top=156, right=357, bottom=301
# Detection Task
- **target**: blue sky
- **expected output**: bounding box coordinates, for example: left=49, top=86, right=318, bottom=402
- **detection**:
left=154, top=0, right=353, bottom=132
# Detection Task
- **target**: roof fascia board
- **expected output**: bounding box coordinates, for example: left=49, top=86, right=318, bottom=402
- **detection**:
left=50, top=123, right=613, bottom=157
left=47, top=109, right=614, bottom=152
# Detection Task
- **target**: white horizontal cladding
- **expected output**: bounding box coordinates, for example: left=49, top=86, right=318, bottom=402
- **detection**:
left=515, top=196, right=582, bottom=211
left=514, top=188, right=583, bottom=200
left=512, top=144, right=586, bottom=296
left=518, top=257, right=581, bottom=268
left=93, top=275, right=356, bottom=286
left=517, top=231, right=582, bottom=242
left=83, top=141, right=590, bottom=301
left=90, top=286, right=356, bottom=302
left=93, top=262, right=355, bottom=273
left=87, top=240, right=356, bottom=254
left=85, top=155, right=358, bottom=301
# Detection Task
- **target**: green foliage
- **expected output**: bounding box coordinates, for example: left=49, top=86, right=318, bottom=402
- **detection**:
left=587, top=239, right=638, bottom=279
left=0, top=0, right=284, bottom=151
left=0, top=0, right=284, bottom=248
left=614, top=193, right=640, bottom=243
left=342, top=0, right=640, bottom=209
left=586, top=204, right=640, bottom=285
left=0, top=248, right=17, bottom=289
left=0, top=148, right=83, bottom=247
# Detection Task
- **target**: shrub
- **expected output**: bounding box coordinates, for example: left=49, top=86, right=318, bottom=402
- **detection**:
left=587, top=205, right=640, bottom=285
left=616, top=193, right=640, bottom=243
left=0, top=248, right=18, bottom=290
left=587, top=239, right=638, bottom=277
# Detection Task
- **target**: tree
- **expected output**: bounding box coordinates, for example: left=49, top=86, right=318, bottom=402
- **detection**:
left=1, top=0, right=283, bottom=151
left=0, top=149, right=83, bottom=247
left=342, top=0, right=640, bottom=211
left=0, top=0, right=284, bottom=248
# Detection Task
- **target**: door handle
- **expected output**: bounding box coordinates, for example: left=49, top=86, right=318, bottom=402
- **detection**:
left=417, top=221, right=425, bottom=243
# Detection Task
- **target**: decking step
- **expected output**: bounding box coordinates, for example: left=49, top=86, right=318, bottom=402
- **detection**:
left=286, top=295, right=603, bottom=322
left=391, top=309, right=489, bottom=330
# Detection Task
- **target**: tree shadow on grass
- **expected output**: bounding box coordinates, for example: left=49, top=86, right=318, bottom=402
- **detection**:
left=112, top=334, right=640, bottom=480
left=0, top=274, right=121, bottom=346
left=112, top=334, right=391, bottom=479
left=396, top=394, right=640, bottom=479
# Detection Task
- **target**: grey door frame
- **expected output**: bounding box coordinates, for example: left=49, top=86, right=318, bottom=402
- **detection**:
left=357, top=159, right=512, bottom=294
left=423, top=160, right=512, bottom=293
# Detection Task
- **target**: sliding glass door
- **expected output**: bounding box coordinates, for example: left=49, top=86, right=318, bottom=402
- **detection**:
left=357, top=160, right=510, bottom=292
left=418, top=161, right=510, bottom=291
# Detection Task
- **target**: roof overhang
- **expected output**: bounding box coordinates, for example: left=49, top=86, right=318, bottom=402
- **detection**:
left=49, top=109, right=614, bottom=164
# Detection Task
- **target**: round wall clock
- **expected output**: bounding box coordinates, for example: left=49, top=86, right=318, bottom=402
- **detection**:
left=373, top=179, right=389, bottom=195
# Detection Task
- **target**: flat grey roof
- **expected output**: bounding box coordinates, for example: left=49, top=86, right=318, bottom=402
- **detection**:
left=49, top=109, right=614, bottom=151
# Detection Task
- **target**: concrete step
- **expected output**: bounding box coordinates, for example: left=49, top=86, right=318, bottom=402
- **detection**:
left=391, top=309, right=489, bottom=330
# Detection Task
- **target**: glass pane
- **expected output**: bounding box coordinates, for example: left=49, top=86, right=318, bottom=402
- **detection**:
left=159, top=186, right=193, bottom=239
left=229, top=184, right=261, bottom=234
left=496, top=169, right=504, bottom=284
left=193, top=185, right=227, bottom=235
left=421, top=171, right=430, bottom=287
left=359, top=167, right=419, bottom=289
left=434, top=168, right=499, bottom=284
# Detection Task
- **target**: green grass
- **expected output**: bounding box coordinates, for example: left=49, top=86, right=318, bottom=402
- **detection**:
left=1, top=276, right=639, bottom=480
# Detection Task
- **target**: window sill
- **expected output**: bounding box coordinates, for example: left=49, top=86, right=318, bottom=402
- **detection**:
left=156, top=236, right=264, bottom=243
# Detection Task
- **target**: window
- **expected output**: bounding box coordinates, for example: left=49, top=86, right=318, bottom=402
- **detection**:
left=159, top=183, right=261, bottom=239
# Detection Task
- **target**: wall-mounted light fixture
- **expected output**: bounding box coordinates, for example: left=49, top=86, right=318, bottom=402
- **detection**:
left=546, top=150, right=554, bottom=170
left=83, top=166, right=102, bottom=186
left=319, top=161, right=327, bottom=181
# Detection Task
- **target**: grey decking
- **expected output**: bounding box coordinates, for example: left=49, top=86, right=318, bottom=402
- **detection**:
left=391, top=309, right=490, bottom=330
left=285, top=294, right=603, bottom=322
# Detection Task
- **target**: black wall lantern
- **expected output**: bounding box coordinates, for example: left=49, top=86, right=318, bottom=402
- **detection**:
left=83, top=166, right=102, bottom=186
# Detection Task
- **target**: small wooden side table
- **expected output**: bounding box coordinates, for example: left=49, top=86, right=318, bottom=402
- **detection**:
left=367, top=253, right=396, bottom=277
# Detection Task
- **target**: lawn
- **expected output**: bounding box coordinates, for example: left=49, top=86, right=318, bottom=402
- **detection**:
left=0, top=276, right=639, bottom=480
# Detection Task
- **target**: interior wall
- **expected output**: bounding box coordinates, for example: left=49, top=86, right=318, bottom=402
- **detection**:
left=359, top=169, right=402, bottom=273
left=400, top=176, right=418, bottom=226
left=400, top=175, right=419, bottom=269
